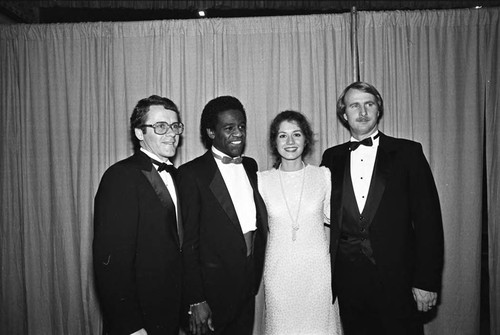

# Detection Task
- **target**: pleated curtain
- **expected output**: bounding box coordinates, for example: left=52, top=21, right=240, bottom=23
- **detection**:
left=0, top=7, right=499, bottom=335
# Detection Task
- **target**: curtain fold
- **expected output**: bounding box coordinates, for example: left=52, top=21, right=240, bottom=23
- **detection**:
left=356, top=8, right=499, bottom=335
left=0, top=14, right=352, bottom=335
left=484, top=8, right=500, bottom=335
left=0, top=7, right=498, bottom=335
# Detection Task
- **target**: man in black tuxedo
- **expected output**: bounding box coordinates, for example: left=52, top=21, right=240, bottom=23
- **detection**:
left=93, top=95, right=184, bottom=335
left=177, top=96, right=268, bottom=335
left=321, top=82, right=444, bottom=335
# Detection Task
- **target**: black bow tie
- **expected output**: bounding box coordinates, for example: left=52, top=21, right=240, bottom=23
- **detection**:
left=212, top=152, right=243, bottom=164
left=151, top=158, right=177, bottom=174
left=349, top=134, right=380, bottom=151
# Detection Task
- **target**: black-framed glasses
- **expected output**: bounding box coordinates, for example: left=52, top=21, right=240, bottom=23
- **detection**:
left=142, top=122, right=184, bottom=135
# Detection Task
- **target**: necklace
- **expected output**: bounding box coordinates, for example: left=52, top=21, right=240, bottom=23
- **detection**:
left=278, top=161, right=306, bottom=241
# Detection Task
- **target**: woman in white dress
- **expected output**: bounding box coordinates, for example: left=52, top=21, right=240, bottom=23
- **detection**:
left=258, top=111, right=342, bottom=335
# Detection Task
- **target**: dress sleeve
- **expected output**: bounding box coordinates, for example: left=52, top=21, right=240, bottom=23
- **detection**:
left=321, top=167, right=331, bottom=226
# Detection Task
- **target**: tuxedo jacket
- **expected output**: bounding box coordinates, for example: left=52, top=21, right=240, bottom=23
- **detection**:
left=177, top=150, right=268, bottom=328
left=93, top=150, right=182, bottom=335
left=321, top=133, right=444, bottom=300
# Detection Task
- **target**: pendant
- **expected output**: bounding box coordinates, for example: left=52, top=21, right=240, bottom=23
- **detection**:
left=279, top=162, right=306, bottom=243
left=292, top=226, right=299, bottom=241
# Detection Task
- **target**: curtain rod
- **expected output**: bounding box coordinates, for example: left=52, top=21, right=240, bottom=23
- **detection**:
left=350, top=6, right=359, bottom=82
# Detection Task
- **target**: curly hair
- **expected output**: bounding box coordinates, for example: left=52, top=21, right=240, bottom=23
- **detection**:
left=269, top=110, right=314, bottom=169
left=336, top=81, right=384, bottom=129
left=199, top=96, right=246, bottom=149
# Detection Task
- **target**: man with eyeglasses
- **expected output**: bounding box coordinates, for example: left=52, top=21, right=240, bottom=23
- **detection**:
left=93, top=95, right=185, bottom=335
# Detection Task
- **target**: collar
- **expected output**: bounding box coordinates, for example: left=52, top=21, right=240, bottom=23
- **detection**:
left=350, top=130, right=380, bottom=143
left=211, top=146, right=243, bottom=161
left=140, top=148, right=173, bottom=166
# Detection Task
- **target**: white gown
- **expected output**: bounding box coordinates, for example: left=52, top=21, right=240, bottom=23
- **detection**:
left=257, top=165, right=343, bottom=335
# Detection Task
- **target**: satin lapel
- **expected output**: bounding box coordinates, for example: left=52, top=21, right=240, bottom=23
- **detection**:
left=361, top=145, right=390, bottom=224
left=135, top=150, right=175, bottom=209
left=243, top=161, right=257, bottom=189
left=209, top=163, right=241, bottom=231
left=243, top=160, right=268, bottom=231
left=343, top=157, right=361, bottom=217
left=142, top=167, right=181, bottom=247
left=142, top=167, right=176, bottom=209
left=170, top=176, right=183, bottom=247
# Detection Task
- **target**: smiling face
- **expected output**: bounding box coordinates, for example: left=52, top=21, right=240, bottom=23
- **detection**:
left=134, top=105, right=180, bottom=159
left=343, top=88, right=380, bottom=140
left=276, top=120, right=305, bottom=163
left=207, top=109, right=246, bottom=157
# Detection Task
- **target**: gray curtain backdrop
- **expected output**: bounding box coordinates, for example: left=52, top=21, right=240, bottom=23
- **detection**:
left=0, top=7, right=498, bottom=335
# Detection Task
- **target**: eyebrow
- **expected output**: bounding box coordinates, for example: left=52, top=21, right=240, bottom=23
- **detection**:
left=278, top=129, right=302, bottom=134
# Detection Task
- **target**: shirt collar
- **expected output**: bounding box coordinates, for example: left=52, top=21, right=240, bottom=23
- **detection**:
left=211, top=146, right=231, bottom=159
left=140, top=148, right=173, bottom=165
left=350, top=130, right=380, bottom=143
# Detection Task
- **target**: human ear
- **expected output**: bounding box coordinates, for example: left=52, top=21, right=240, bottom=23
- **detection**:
left=206, top=128, right=215, bottom=139
left=134, top=128, right=144, bottom=141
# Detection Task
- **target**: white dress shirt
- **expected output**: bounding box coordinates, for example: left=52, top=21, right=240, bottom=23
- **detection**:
left=212, top=147, right=257, bottom=234
left=140, top=148, right=179, bottom=221
left=350, top=131, right=380, bottom=213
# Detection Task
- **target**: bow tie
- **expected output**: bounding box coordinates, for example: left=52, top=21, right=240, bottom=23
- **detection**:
left=349, top=134, right=380, bottom=151
left=212, top=152, right=243, bottom=164
left=151, top=158, right=177, bottom=174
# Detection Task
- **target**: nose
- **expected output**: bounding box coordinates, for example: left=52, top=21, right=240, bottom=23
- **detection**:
left=233, top=127, right=243, bottom=137
left=286, top=135, right=295, bottom=145
left=359, top=106, right=368, bottom=116
left=164, top=126, right=176, bottom=136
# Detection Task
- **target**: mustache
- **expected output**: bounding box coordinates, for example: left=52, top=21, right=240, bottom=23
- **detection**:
left=356, top=116, right=371, bottom=122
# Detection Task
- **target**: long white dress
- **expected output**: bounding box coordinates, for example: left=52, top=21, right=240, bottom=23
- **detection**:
left=257, top=164, right=342, bottom=335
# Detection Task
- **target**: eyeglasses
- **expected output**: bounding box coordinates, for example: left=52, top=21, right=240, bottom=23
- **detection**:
left=142, top=122, right=185, bottom=135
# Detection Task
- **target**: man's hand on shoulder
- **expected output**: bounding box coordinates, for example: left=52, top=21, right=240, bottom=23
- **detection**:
left=412, top=287, right=437, bottom=312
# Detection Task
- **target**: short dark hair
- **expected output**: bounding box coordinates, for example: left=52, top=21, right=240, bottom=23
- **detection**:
left=336, top=81, right=384, bottom=129
left=130, top=95, right=179, bottom=151
left=269, top=110, right=314, bottom=169
left=200, top=96, right=246, bottom=149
